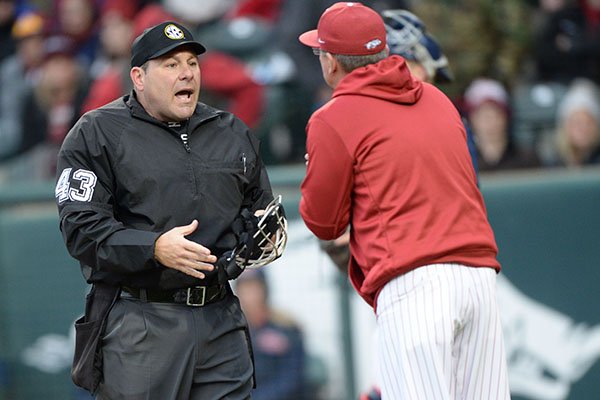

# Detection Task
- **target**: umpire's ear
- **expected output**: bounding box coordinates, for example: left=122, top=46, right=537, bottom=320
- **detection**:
left=130, top=65, right=146, bottom=91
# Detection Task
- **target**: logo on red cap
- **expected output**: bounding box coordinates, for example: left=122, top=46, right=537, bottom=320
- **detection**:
left=366, top=39, right=382, bottom=50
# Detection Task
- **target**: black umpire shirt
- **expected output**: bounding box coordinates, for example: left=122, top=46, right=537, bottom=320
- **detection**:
left=55, top=92, right=274, bottom=290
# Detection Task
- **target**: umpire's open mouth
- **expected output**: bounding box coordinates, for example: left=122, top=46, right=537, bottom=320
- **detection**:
left=175, top=89, right=194, bottom=102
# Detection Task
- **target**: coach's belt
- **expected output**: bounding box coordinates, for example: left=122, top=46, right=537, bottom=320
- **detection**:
left=122, top=285, right=227, bottom=307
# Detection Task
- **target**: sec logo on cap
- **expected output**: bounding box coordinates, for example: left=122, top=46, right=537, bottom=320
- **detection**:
left=164, top=24, right=184, bottom=40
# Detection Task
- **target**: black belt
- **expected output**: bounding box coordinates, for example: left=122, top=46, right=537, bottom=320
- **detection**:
left=122, top=285, right=227, bottom=307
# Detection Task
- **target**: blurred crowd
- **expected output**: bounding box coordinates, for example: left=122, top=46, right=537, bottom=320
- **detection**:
left=0, top=0, right=599, bottom=184
left=0, top=1, right=598, bottom=399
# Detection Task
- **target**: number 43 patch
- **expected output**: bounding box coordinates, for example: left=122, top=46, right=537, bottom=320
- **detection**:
left=55, top=168, right=98, bottom=204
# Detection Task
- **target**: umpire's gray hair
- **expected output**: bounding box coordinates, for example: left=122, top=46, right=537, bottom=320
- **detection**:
left=329, top=49, right=388, bottom=73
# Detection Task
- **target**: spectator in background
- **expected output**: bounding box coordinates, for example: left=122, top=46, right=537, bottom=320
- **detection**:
left=81, top=2, right=170, bottom=114
left=533, top=0, right=600, bottom=84
left=88, top=0, right=138, bottom=78
left=48, top=0, right=100, bottom=68
left=530, top=0, right=569, bottom=31
left=213, top=0, right=308, bottom=162
left=200, top=51, right=265, bottom=129
left=131, top=3, right=176, bottom=41
left=552, top=77, right=600, bottom=166
left=407, top=0, right=533, bottom=97
left=0, top=0, right=17, bottom=63
left=235, top=269, right=309, bottom=400
left=80, top=0, right=138, bottom=113
left=464, top=78, right=541, bottom=171
left=0, top=11, right=45, bottom=160
left=162, top=0, right=236, bottom=29
left=16, top=35, right=88, bottom=180
left=226, top=0, right=283, bottom=22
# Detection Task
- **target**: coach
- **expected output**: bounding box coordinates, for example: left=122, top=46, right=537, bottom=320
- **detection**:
left=298, top=3, right=510, bottom=399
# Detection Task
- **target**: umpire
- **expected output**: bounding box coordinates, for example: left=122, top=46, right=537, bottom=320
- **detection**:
left=55, top=21, right=276, bottom=399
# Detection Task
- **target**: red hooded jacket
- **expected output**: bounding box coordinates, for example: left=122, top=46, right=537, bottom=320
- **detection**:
left=300, top=55, right=500, bottom=308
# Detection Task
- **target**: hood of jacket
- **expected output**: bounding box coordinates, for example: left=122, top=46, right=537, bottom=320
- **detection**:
left=332, top=55, right=423, bottom=105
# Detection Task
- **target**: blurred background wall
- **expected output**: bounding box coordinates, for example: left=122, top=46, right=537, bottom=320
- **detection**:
left=1, top=166, right=599, bottom=400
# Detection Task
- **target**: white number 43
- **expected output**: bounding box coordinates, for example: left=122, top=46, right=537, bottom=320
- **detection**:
left=55, top=168, right=98, bottom=203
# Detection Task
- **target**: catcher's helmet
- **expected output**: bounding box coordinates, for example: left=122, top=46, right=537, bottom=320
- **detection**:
left=382, top=9, right=453, bottom=84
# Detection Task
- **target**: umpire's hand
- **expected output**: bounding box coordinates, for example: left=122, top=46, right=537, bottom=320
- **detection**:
left=154, top=220, right=217, bottom=279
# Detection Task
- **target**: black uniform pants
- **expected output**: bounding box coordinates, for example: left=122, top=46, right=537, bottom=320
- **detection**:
left=96, top=291, right=253, bottom=400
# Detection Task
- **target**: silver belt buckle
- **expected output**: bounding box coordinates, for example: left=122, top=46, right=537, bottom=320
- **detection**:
left=186, top=286, right=206, bottom=306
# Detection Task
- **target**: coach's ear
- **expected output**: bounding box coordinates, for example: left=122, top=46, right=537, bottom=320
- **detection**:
left=322, top=52, right=345, bottom=89
left=323, top=52, right=337, bottom=75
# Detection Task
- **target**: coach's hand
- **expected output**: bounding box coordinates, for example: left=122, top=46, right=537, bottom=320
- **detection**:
left=154, top=220, right=217, bottom=279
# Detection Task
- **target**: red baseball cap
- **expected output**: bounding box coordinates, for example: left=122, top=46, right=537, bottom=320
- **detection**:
left=299, top=2, right=386, bottom=55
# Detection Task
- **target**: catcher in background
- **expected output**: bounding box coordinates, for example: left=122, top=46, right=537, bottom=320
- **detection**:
left=299, top=3, right=509, bottom=399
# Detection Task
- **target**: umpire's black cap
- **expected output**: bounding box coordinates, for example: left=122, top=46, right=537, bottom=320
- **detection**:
left=130, top=21, right=206, bottom=68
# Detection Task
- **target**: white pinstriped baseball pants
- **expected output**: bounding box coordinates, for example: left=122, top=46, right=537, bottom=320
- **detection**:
left=376, top=264, right=510, bottom=400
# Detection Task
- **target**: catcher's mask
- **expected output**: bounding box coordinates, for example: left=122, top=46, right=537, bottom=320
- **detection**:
left=382, top=9, right=453, bottom=84
left=216, top=196, right=288, bottom=283
left=236, top=195, right=288, bottom=269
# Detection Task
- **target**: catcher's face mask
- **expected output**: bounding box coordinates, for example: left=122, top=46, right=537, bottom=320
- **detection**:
left=216, top=195, right=288, bottom=283
left=382, top=9, right=453, bottom=83
left=236, top=195, right=288, bottom=269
